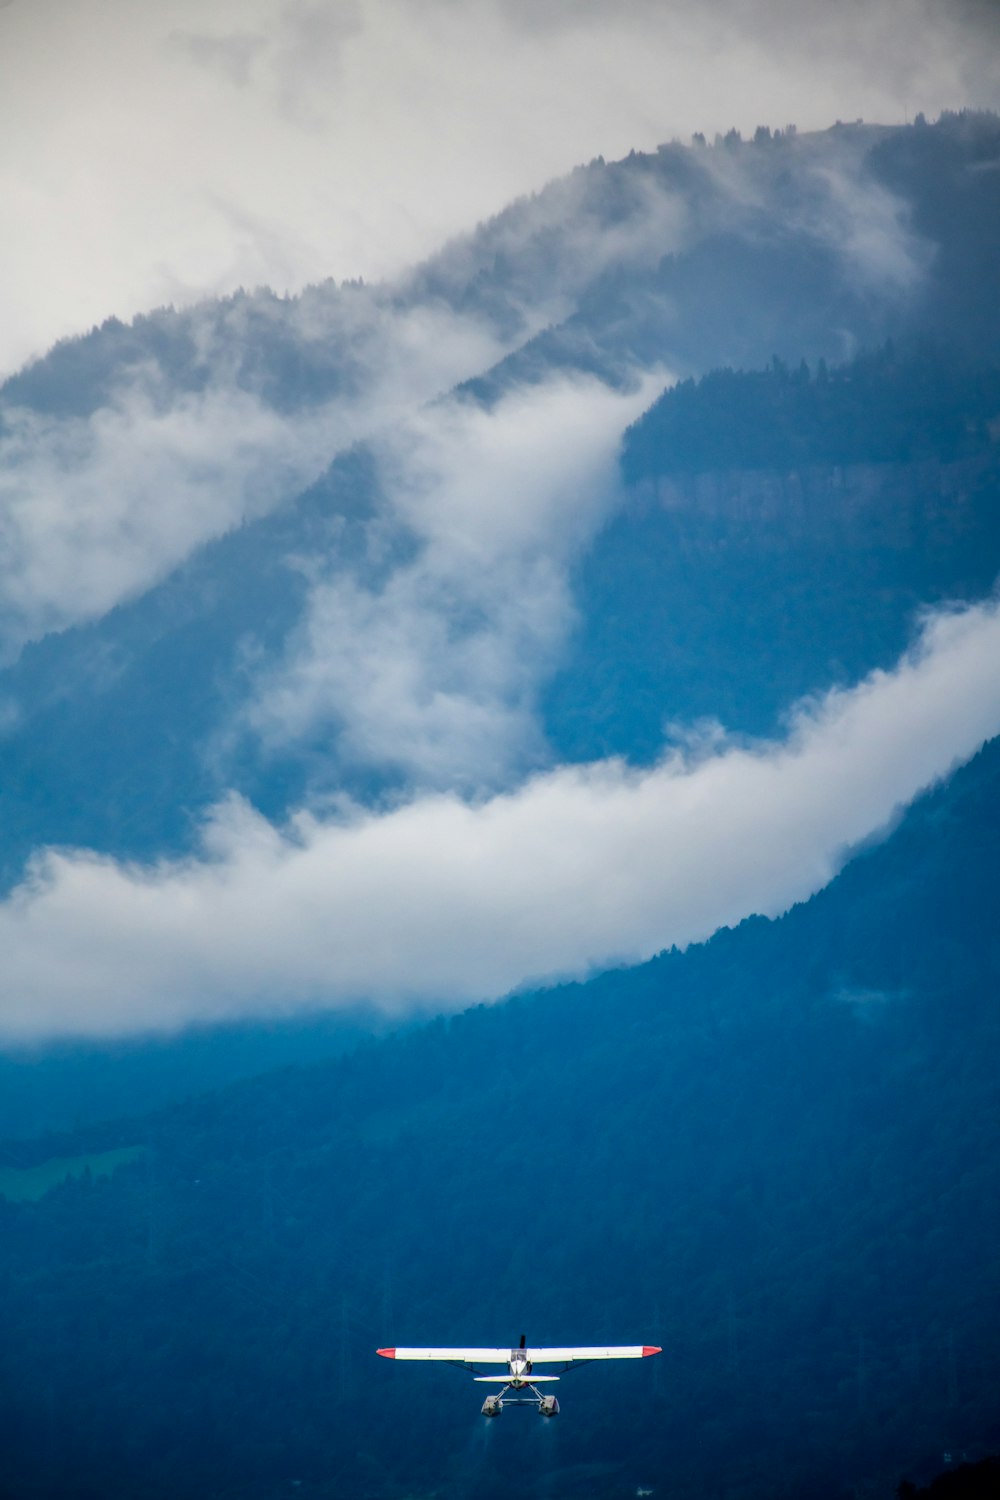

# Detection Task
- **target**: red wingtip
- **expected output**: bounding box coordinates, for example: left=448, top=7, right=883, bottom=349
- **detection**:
left=376, top=1348, right=396, bottom=1358
left=642, top=1346, right=662, bottom=1357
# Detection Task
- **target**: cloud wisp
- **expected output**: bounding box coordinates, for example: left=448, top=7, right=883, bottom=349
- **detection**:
left=0, top=296, right=513, bottom=658
left=246, top=371, right=665, bottom=789
left=2, top=594, right=998, bottom=1042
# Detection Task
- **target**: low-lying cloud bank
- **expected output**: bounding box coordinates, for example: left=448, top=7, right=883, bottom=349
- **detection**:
left=2, top=595, right=998, bottom=1042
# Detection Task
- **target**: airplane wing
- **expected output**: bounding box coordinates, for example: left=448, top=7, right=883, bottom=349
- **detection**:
left=377, top=1348, right=511, bottom=1365
left=528, top=1346, right=661, bottom=1364
left=377, top=1345, right=661, bottom=1368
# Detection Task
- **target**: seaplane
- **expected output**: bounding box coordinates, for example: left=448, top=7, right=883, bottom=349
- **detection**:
left=377, top=1335, right=661, bottom=1417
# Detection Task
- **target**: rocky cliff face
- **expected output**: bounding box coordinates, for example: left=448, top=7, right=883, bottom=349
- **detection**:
left=543, top=435, right=1000, bottom=761
left=636, top=449, right=999, bottom=551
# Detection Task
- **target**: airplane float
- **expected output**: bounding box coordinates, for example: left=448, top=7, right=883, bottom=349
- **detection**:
left=377, top=1334, right=661, bottom=1417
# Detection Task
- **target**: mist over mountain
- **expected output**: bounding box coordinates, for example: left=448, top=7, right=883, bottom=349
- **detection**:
left=0, top=109, right=998, bottom=1091
left=5, top=113, right=997, bottom=777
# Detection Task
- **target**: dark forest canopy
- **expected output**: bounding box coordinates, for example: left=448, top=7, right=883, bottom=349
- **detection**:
left=621, top=345, right=1000, bottom=480
left=900, top=1455, right=1000, bottom=1498
left=545, top=341, right=1000, bottom=761
left=1, top=736, right=998, bottom=1500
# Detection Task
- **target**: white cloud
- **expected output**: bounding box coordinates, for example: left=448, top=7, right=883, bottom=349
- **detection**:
left=0, top=380, right=326, bottom=652
left=247, top=372, right=666, bottom=787
left=170, top=0, right=366, bottom=126
left=799, top=157, right=932, bottom=294
left=1, top=594, right=997, bottom=1042
left=0, top=296, right=513, bottom=656
left=0, top=0, right=996, bottom=374
left=698, top=127, right=932, bottom=294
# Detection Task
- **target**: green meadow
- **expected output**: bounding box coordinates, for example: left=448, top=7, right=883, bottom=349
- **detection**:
left=0, top=1145, right=144, bottom=1202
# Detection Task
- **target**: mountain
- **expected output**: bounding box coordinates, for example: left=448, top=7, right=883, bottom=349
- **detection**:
left=1, top=333, right=997, bottom=1132
left=1, top=732, right=998, bottom=1500
left=1, top=112, right=998, bottom=874
left=1, top=111, right=998, bottom=1126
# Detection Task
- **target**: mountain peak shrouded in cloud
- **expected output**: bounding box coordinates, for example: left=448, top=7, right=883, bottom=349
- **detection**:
left=3, top=111, right=997, bottom=661
left=0, top=113, right=998, bottom=1042
left=0, top=0, right=998, bottom=373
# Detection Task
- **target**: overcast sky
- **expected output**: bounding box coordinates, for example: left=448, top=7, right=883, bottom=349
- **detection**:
left=1, top=0, right=998, bottom=375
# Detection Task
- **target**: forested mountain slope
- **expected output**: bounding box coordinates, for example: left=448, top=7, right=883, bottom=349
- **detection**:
left=1, top=336, right=997, bottom=1133
left=1, top=734, right=998, bottom=1500
left=545, top=344, right=1000, bottom=758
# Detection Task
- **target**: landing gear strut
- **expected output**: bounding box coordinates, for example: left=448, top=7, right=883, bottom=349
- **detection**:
left=481, top=1385, right=560, bottom=1417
